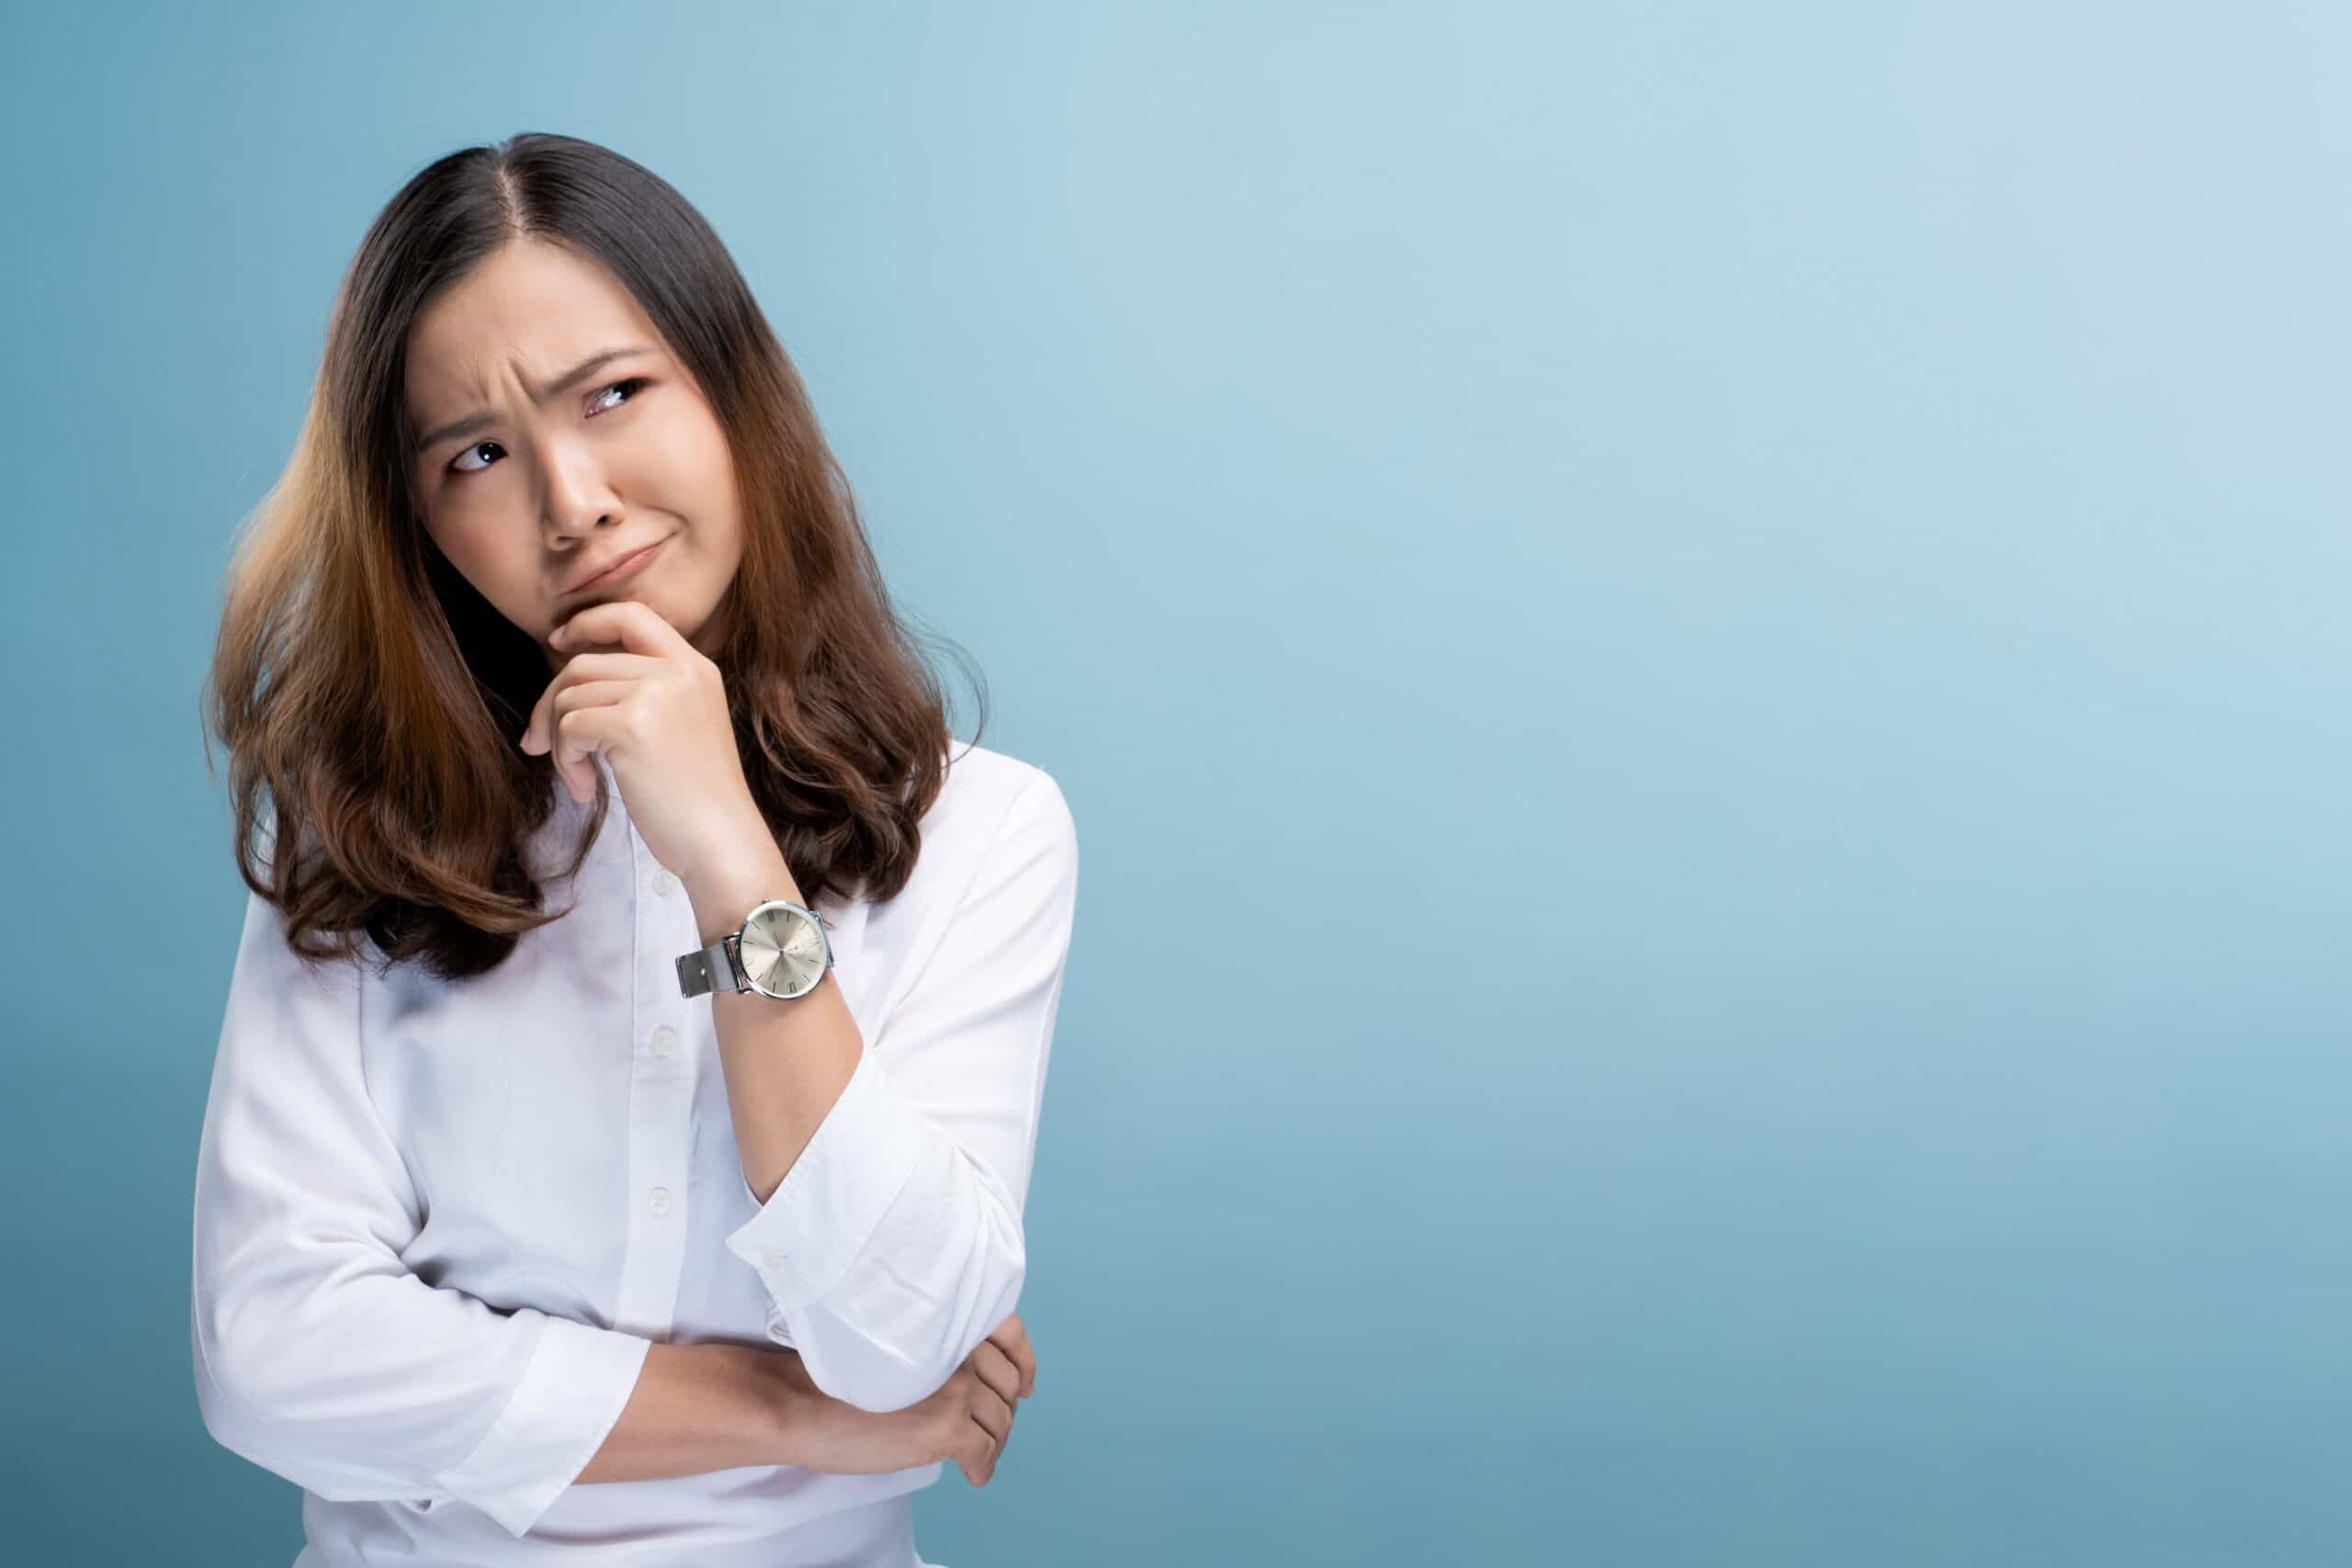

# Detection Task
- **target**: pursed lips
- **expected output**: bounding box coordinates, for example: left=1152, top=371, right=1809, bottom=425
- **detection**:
left=565, top=536, right=666, bottom=594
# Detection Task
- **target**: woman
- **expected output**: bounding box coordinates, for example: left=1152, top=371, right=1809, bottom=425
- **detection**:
left=191, top=132, right=1078, bottom=1567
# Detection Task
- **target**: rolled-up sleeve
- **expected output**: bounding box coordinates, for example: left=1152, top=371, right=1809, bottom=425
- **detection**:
left=722, top=770, right=1080, bottom=1413
left=189, top=885, right=651, bottom=1538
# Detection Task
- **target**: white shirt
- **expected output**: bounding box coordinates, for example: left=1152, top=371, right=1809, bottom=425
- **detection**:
left=190, top=739, right=1079, bottom=1565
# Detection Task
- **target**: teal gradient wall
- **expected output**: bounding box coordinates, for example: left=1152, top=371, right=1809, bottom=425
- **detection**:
left=6, top=2, right=2350, bottom=1562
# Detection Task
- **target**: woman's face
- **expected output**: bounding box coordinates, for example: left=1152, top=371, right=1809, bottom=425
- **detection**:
left=403, top=238, right=743, bottom=673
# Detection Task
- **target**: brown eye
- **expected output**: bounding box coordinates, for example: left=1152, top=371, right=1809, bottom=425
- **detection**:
left=590, top=376, right=650, bottom=413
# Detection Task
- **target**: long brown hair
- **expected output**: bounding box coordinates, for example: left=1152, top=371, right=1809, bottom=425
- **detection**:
left=201, top=132, right=985, bottom=982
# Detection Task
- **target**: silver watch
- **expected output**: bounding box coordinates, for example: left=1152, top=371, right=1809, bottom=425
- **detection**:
left=675, top=898, right=834, bottom=1000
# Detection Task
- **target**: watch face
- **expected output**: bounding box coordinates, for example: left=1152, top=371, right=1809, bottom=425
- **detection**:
left=740, top=902, right=827, bottom=998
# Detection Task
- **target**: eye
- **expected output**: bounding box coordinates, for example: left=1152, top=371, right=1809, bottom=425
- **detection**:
left=588, top=376, right=650, bottom=414
left=443, top=377, right=653, bottom=478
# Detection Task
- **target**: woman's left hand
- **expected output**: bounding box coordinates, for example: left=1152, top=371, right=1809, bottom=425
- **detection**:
left=521, top=599, right=766, bottom=888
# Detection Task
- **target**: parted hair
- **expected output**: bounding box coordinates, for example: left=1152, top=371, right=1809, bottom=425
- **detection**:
left=201, top=131, right=985, bottom=983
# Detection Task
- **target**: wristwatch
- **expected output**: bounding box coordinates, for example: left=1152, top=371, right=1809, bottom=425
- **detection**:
left=674, top=898, right=835, bottom=1000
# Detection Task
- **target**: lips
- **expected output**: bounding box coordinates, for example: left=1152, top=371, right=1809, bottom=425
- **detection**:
left=566, top=536, right=668, bottom=594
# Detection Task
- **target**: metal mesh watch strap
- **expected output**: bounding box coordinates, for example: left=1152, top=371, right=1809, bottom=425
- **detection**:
left=675, top=934, right=741, bottom=998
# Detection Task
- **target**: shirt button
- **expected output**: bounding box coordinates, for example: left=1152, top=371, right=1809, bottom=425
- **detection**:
left=761, top=1247, right=786, bottom=1270
left=650, top=1025, right=677, bottom=1058
left=647, top=1186, right=672, bottom=1216
left=651, top=869, right=680, bottom=897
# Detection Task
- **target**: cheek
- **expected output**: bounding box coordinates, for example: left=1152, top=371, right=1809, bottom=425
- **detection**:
left=665, top=412, right=739, bottom=506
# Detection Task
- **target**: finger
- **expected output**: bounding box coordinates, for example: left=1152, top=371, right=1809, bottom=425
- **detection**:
left=967, top=1389, right=1013, bottom=1479
left=956, top=1407, right=1003, bottom=1487
left=546, top=682, right=633, bottom=800
left=523, top=654, right=589, bottom=753
left=548, top=705, right=624, bottom=802
left=970, top=1381, right=1013, bottom=1444
left=968, top=1410, right=1012, bottom=1485
left=989, top=1316, right=1035, bottom=1398
left=987, top=1315, right=1028, bottom=1382
left=552, top=598, right=696, bottom=660
left=992, top=1395, right=1018, bottom=1464
left=967, top=1339, right=1022, bottom=1408
left=523, top=653, right=664, bottom=751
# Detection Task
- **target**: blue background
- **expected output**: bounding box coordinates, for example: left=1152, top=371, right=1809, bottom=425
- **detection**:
left=6, top=1, right=2349, bottom=1562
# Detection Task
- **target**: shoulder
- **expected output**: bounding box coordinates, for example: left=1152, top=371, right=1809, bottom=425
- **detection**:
left=923, top=739, right=1076, bottom=867
left=863, top=741, right=1073, bottom=923
left=929, top=735, right=1068, bottom=827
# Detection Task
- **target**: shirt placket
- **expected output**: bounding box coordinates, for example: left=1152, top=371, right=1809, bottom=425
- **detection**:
left=609, top=805, right=697, bottom=1342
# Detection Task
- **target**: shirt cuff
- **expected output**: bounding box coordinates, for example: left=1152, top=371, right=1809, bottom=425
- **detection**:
left=434, top=1312, right=651, bottom=1539
left=723, top=1043, right=932, bottom=1314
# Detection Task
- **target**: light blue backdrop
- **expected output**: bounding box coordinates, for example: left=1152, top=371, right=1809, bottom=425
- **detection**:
left=6, top=1, right=2348, bottom=1563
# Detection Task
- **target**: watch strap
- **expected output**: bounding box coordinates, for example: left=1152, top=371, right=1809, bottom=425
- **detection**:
left=674, top=934, right=741, bottom=998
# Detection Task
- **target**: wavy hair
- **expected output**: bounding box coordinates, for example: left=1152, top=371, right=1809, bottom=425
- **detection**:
left=201, top=132, right=985, bottom=982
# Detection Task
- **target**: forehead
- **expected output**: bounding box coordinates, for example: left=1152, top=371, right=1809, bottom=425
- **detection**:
left=403, top=240, right=662, bottom=412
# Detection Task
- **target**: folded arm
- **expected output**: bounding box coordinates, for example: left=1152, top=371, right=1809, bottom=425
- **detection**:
left=716, top=770, right=1081, bottom=1413
left=191, top=887, right=654, bottom=1537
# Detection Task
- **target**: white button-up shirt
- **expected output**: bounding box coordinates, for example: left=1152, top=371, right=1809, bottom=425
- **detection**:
left=190, top=741, right=1079, bottom=1564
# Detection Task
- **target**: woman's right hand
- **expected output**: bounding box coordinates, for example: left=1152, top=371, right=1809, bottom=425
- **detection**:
left=769, top=1313, right=1037, bottom=1487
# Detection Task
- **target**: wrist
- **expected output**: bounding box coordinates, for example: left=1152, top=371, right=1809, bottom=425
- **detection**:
left=684, top=848, right=803, bottom=947
left=756, top=1349, right=820, bottom=1469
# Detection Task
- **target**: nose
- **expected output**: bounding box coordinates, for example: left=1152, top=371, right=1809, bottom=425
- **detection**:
left=540, top=436, right=624, bottom=542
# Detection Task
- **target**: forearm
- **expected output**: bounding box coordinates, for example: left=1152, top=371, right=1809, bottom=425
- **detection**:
left=686, top=850, right=865, bottom=1203
left=573, top=1340, right=797, bottom=1484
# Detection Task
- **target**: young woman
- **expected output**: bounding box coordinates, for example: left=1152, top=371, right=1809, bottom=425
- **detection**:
left=191, top=132, right=1079, bottom=1567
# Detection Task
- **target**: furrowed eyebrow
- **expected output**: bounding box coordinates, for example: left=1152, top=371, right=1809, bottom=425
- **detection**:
left=412, top=345, right=651, bottom=457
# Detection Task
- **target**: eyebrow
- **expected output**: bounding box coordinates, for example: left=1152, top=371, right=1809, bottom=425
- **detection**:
left=411, top=344, right=652, bottom=457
